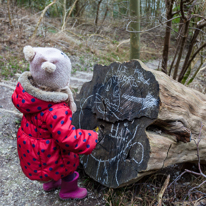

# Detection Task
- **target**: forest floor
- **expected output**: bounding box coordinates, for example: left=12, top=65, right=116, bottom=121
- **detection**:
left=1, top=2, right=206, bottom=206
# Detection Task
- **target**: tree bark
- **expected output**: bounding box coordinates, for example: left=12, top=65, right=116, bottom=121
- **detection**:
left=95, top=0, right=103, bottom=27
left=72, top=60, right=206, bottom=188
left=130, top=0, right=140, bottom=60
left=61, top=0, right=78, bottom=31
left=178, top=20, right=206, bottom=82
left=161, top=0, right=174, bottom=74
left=173, top=0, right=197, bottom=80
left=172, top=20, right=190, bottom=80
left=7, top=0, right=12, bottom=27
left=168, top=37, right=181, bottom=76
left=31, top=0, right=57, bottom=39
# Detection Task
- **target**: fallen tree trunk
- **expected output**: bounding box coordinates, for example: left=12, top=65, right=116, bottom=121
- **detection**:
left=72, top=60, right=206, bottom=188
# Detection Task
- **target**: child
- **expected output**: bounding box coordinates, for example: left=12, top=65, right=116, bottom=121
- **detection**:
left=12, top=46, right=98, bottom=200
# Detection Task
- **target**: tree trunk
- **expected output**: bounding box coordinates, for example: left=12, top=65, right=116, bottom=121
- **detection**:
left=168, top=37, right=181, bottom=76
left=7, top=0, right=12, bottom=27
left=130, top=0, right=140, bottom=60
left=31, top=0, right=57, bottom=39
left=161, top=0, right=174, bottom=74
left=72, top=60, right=206, bottom=188
left=95, top=0, right=103, bottom=27
left=178, top=21, right=206, bottom=82
left=74, top=0, right=79, bottom=17
left=172, top=20, right=190, bottom=80
left=173, top=0, right=197, bottom=80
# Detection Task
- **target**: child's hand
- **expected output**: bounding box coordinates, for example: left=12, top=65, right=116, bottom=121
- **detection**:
left=94, top=126, right=99, bottom=135
left=94, top=126, right=105, bottom=146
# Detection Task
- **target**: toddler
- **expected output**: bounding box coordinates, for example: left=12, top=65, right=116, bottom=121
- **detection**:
left=12, top=46, right=98, bottom=200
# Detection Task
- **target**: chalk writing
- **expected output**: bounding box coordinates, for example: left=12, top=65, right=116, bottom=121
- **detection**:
left=80, top=122, right=144, bottom=186
left=92, top=63, right=158, bottom=122
left=78, top=61, right=159, bottom=187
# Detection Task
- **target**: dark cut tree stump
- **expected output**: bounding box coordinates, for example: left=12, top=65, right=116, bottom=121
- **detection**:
left=72, top=60, right=206, bottom=188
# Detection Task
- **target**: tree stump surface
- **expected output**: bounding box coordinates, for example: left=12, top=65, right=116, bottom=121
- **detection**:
left=72, top=60, right=206, bottom=188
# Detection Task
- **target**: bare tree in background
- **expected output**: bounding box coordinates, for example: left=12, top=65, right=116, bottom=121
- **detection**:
left=172, top=0, right=197, bottom=80
left=178, top=3, right=206, bottom=82
left=160, top=0, right=206, bottom=84
left=7, top=0, right=12, bottom=27
left=61, top=0, right=78, bottom=31
left=31, top=0, right=57, bottom=39
left=161, top=0, right=176, bottom=74
left=94, top=0, right=103, bottom=32
left=129, top=0, right=140, bottom=60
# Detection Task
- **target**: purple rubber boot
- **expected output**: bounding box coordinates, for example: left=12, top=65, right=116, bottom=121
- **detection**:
left=59, top=171, right=87, bottom=200
left=43, top=179, right=61, bottom=192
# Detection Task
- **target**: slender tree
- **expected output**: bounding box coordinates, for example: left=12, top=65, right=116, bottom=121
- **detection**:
left=161, top=0, right=175, bottom=74
left=95, top=0, right=103, bottom=32
left=130, top=0, right=140, bottom=60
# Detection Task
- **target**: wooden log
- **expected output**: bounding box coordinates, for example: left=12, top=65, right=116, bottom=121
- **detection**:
left=72, top=60, right=206, bottom=188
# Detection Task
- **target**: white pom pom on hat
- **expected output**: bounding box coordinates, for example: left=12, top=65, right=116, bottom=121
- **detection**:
left=41, top=62, right=56, bottom=73
left=23, top=45, right=36, bottom=61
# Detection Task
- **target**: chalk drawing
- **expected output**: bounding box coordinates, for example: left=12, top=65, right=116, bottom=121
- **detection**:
left=96, top=161, right=101, bottom=178
left=78, top=63, right=158, bottom=186
left=79, top=95, right=94, bottom=128
left=84, top=125, right=144, bottom=186
left=92, top=63, right=158, bottom=120
left=122, top=93, right=158, bottom=110
left=78, top=94, right=138, bottom=185
left=115, top=159, right=120, bottom=186
left=130, top=142, right=144, bottom=164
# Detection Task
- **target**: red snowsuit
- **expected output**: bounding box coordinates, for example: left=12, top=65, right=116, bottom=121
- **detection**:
left=12, top=73, right=98, bottom=182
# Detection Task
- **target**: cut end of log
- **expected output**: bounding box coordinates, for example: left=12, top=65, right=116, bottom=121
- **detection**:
left=73, top=60, right=160, bottom=188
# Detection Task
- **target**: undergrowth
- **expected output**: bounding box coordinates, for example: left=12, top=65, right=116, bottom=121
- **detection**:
left=78, top=163, right=206, bottom=206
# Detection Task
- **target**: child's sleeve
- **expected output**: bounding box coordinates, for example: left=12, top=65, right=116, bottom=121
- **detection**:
left=46, top=106, right=98, bottom=155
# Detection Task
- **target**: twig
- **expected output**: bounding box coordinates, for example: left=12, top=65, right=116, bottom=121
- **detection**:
left=1, top=80, right=17, bottom=86
left=0, top=109, right=22, bottom=118
left=0, top=82, right=15, bottom=90
left=116, top=39, right=130, bottom=49
left=7, top=0, right=12, bottom=27
left=199, top=66, right=206, bottom=72
left=169, top=123, right=206, bottom=202
left=126, top=16, right=181, bottom=33
left=86, top=34, right=112, bottom=46
left=66, top=0, right=78, bottom=24
left=61, top=0, right=78, bottom=31
left=11, top=11, right=42, bottom=23
left=65, top=29, right=84, bottom=40
left=31, top=0, right=57, bottom=39
left=180, top=0, right=187, bottom=21
left=157, top=174, right=170, bottom=206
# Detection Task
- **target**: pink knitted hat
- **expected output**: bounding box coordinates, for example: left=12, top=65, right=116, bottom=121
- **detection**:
left=23, top=45, right=76, bottom=113
left=23, top=46, right=71, bottom=90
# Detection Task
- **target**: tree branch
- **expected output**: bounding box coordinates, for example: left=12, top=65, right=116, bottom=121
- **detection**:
left=126, top=16, right=181, bottom=33
left=168, top=124, right=206, bottom=202
left=31, top=0, right=57, bottom=39
left=0, top=82, right=15, bottom=90
left=0, top=108, right=22, bottom=118
left=180, top=0, right=187, bottom=21
left=179, top=42, right=206, bottom=82
left=157, top=175, right=170, bottom=206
